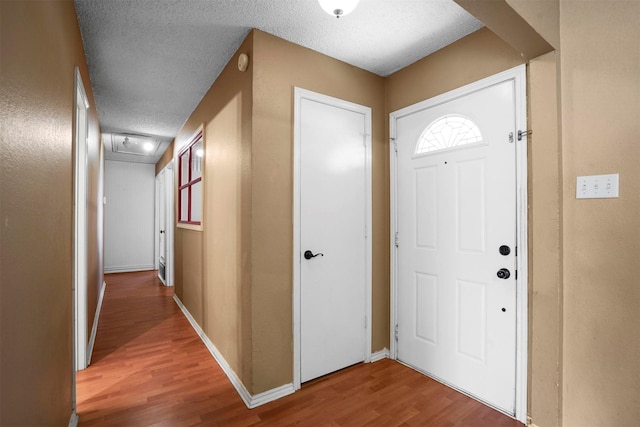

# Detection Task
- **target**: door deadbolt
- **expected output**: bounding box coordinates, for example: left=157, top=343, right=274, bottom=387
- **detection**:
left=499, top=245, right=511, bottom=256
left=497, top=268, right=511, bottom=279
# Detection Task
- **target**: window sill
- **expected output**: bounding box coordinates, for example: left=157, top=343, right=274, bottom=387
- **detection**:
left=177, top=223, right=203, bottom=232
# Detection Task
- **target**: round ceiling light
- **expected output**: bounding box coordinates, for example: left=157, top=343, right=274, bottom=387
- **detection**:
left=318, top=0, right=360, bottom=18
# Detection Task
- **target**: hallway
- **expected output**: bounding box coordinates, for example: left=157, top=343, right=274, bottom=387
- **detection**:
left=76, top=271, right=522, bottom=426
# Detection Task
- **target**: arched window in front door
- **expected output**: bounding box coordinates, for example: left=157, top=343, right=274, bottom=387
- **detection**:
left=415, top=115, right=483, bottom=155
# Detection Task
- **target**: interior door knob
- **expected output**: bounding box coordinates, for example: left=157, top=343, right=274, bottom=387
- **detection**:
left=497, top=268, right=511, bottom=279
left=304, top=250, right=324, bottom=260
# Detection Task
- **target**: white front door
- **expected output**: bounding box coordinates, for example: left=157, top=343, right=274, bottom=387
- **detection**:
left=392, top=68, right=525, bottom=415
left=295, top=88, right=372, bottom=384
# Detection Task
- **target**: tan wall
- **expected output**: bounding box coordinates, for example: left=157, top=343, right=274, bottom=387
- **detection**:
left=386, top=28, right=524, bottom=113
left=0, top=0, right=102, bottom=424
left=173, top=226, right=184, bottom=299
left=87, top=88, right=105, bottom=344
left=559, top=1, right=640, bottom=425
left=156, top=141, right=175, bottom=175
left=493, top=0, right=640, bottom=424
left=251, top=30, right=386, bottom=393
left=454, top=0, right=553, bottom=61
left=180, top=230, right=204, bottom=323
left=171, top=34, right=254, bottom=385
left=527, top=51, right=562, bottom=427
left=506, top=0, right=559, bottom=49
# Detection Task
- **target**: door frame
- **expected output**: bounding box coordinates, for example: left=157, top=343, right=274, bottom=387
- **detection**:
left=72, top=66, right=89, bottom=425
left=155, top=173, right=161, bottom=271
left=292, top=87, right=373, bottom=390
left=155, top=160, right=175, bottom=286
left=73, top=67, right=90, bottom=372
left=389, top=65, right=528, bottom=422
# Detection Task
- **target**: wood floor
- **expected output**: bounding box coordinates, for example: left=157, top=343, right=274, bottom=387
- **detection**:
left=77, top=271, right=523, bottom=427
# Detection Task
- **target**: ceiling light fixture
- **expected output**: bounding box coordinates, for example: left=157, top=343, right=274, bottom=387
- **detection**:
left=143, top=142, right=154, bottom=152
left=318, top=0, right=359, bottom=18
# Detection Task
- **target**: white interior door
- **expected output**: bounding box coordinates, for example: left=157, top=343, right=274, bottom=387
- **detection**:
left=156, top=162, right=174, bottom=286
left=155, top=175, right=160, bottom=271
left=158, top=170, right=166, bottom=263
left=393, top=73, right=522, bottom=414
left=296, top=88, right=371, bottom=384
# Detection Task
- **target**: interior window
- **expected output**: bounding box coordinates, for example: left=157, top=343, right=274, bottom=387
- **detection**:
left=178, top=129, right=203, bottom=227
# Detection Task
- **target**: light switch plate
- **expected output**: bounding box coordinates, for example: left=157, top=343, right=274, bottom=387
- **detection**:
left=576, top=174, right=619, bottom=199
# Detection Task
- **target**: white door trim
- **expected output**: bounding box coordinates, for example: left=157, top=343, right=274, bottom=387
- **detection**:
left=72, top=66, right=89, bottom=420
left=293, top=87, right=372, bottom=390
left=73, top=66, right=89, bottom=372
left=389, top=65, right=528, bottom=422
left=155, top=174, right=160, bottom=272
left=165, top=160, right=175, bottom=287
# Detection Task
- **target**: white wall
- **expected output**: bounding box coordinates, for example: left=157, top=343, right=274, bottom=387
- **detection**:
left=104, top=160, right=156, bottom=272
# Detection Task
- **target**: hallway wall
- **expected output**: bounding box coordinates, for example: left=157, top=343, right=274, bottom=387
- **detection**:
left=385, top=28, right=524, bottom=113
left=169, top=29, right=387, bottom=395
left=104, top=160, right=156, bottom=272
left=250, top=30, right=387, bottom=393
left=171, top=34, right=255, bottom=388
left=558, top=1, right=640, bottom=425
left=0, top=0, right=103, bottom=424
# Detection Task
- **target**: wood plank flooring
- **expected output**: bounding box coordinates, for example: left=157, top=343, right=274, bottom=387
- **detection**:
left=77, top=271, right=523, bottom=426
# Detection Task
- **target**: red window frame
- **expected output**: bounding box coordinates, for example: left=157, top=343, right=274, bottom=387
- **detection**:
left=178, top=130, right=203, bottom=226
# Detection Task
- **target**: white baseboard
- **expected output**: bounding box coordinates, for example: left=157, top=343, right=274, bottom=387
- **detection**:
left=173, top=295, right=295, bottom=409
left=86, top=280, right=106, bottom=365
left=249, top=383, right=296, bottom=408
left=104, top=265, right=155, bottom=274
left=68, top=411, right=78, bottom=427
left=370, top=348, right=390, bottom=362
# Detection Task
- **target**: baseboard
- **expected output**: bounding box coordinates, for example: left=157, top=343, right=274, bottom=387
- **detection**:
left=249, top=383, right=296, bottom=408
left=68, top=410, right=78, bottom=427
left=173, top=295, right=295, bottom=409
left=370, top=348, right=390, bottom=362
left=86, top=280, right=106, bottom=365
left=104, top=265, right=155, bottom=273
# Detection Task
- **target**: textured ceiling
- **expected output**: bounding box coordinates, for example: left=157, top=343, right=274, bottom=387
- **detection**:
left=74, top=0, right=483, bottom=162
